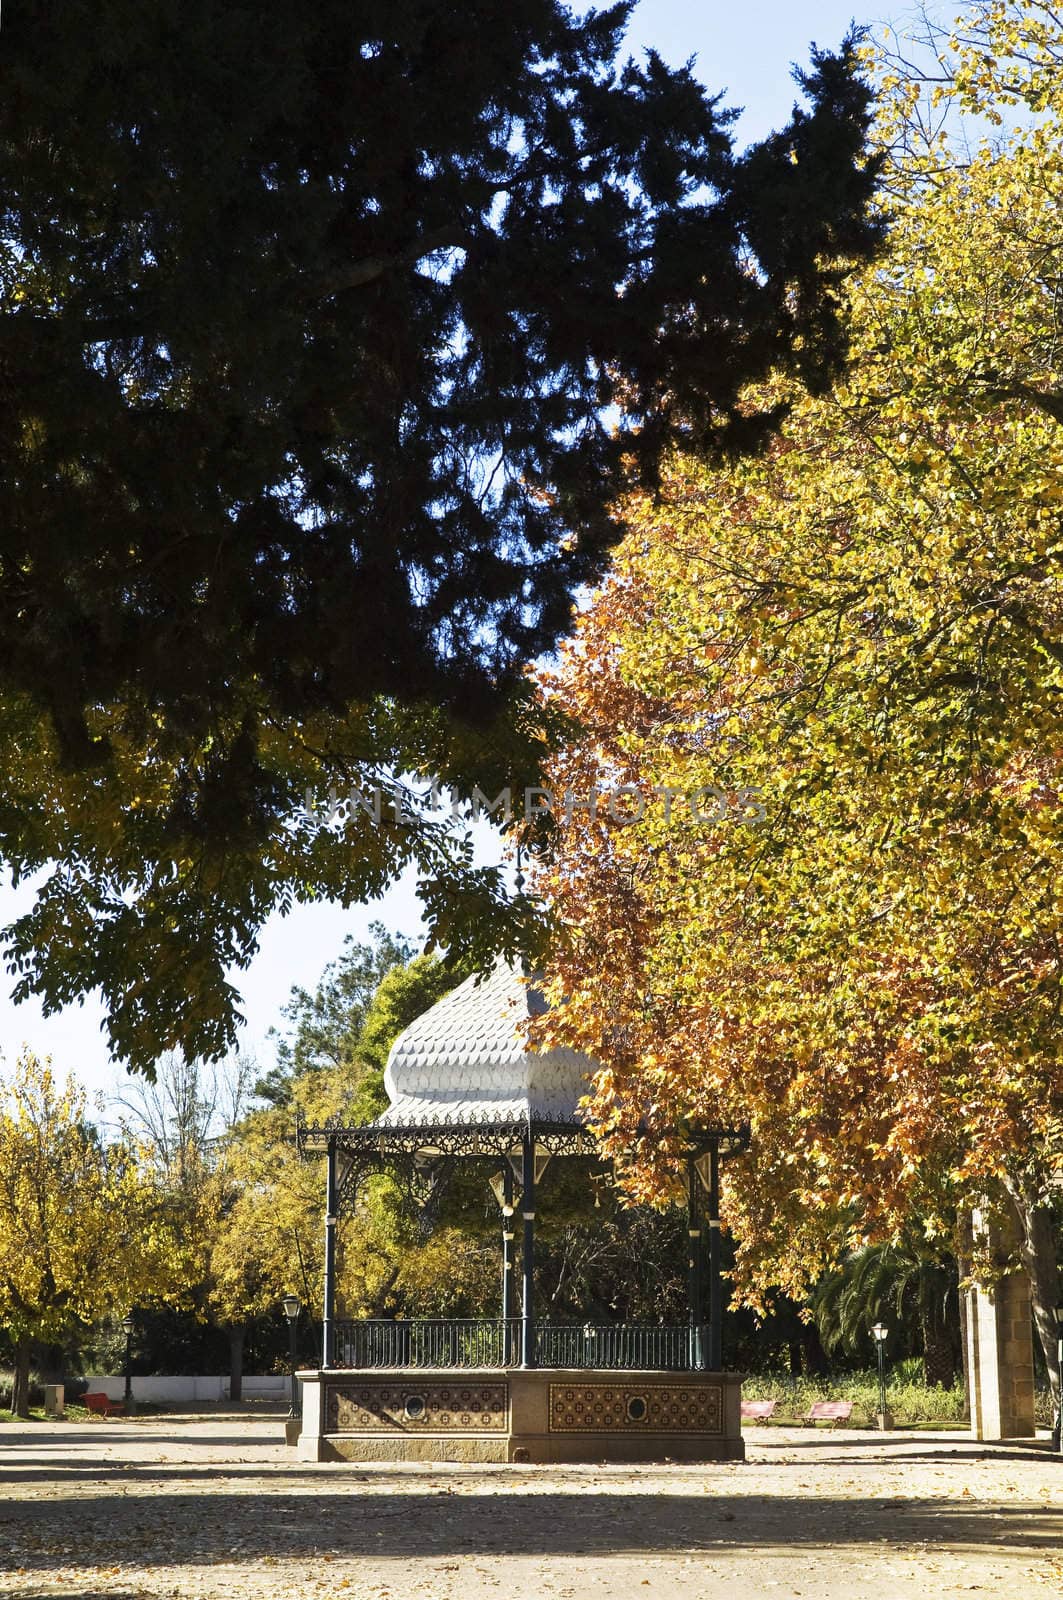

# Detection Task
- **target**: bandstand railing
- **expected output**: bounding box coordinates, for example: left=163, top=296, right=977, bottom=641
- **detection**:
left=535, top=1322, right=696, bottom=1370
left=332, top=1318, right=520, bottom=1370
left=329, top=1319, right=707, bottom=1371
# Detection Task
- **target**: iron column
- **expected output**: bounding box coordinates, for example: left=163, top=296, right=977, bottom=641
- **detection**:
left=707, top=1142, right=722, bottom=1370
left=322, top=1136, right=338, bottom=1369
left=687, top=1157, right=704, bottom=1371
left=1053, top=1305, right=1062, bottom=1453
left=502, top=1164, right=516, bottom=1359
left=520, top=1134, right=537, bottom=1369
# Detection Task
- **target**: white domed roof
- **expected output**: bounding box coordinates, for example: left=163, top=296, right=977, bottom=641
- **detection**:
left=379, top=960, right=596, bottom=1127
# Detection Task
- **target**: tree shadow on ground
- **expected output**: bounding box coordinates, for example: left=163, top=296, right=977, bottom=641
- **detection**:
left=756, top=1437, right=1051, bottom=1463
left=0, top=1431, right=278, bottom=1450
left=0, top=1488, right=1057, bottom=1574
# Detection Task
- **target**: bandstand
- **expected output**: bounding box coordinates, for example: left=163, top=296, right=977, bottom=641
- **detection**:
left=296, top=960, right=748, bottom=1462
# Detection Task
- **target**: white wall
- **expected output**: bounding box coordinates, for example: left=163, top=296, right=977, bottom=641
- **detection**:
left=81, top=1374, right=290, bottom=1402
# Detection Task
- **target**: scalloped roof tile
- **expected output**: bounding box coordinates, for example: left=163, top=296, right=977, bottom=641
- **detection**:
left=379, top=959, right=596, bottom=1126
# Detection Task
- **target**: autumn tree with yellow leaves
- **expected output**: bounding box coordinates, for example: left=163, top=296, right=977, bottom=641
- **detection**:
left=0, top=1053, right=176, bottom=1415
left=534, top=0, right=1063, bottom=1396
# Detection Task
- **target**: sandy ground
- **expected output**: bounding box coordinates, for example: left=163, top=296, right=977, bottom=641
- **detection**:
left=0, top=1414, right=1059, bottom=1599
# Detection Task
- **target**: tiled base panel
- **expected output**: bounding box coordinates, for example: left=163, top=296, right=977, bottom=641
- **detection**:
left=296, top=1368, right=745, bottom=1463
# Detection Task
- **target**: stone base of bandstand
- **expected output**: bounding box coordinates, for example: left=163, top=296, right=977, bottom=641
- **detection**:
left=296, top=1368, right=745, bottom=1464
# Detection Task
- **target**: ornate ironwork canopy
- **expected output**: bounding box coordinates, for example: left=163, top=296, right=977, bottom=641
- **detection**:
left=298, top=1110, right=596, bottom=1161
left=297, top=958, right=748, bottom=1174
left=297, top=1111, right=748, bottom=1214
left=296, top=959, right=749, bottom=1372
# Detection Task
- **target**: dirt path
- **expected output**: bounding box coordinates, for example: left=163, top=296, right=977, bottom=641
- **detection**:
left=0, top=1416, right=1058, bottom=1598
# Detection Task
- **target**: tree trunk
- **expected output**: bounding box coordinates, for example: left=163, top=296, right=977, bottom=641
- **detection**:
left=368, top=1264, right=401, bottom=1319
left=920, top=1273, right=957, bottom=1388
left=799, top=1321, right=829, bottom=1376
left=957, top=1217, right=973, bottom=1420
left=922, top=1326, right=956, bottom=1389
left=11, top=1336, right=31, bottom=1418
left=1004, top=1177, right=1060, bottom=1411
left=38, top=1342, right=64, bottom=1384
left=228, top=1325, right=245, bottom=1403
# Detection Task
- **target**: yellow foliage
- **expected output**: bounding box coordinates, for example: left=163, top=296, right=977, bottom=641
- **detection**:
left=0, top=1052, right=178, bottom=1344
left=534, top=0, right=1063, bottom=1302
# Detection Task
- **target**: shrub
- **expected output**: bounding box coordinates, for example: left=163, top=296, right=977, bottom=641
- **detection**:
left=742, top=1368, right=968, bottom=1426
left=0, top=1373, right=45, bottom=1412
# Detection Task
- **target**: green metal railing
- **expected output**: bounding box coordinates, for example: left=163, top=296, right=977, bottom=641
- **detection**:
left=332, top=1318, right=521, bottom=1370
left=329, top=1319, right=704, bottom=1370
left=536, top=1322, right=697, bottom=1370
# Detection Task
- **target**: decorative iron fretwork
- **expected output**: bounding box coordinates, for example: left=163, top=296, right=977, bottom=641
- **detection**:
left=326, top=1380, right=509, bottom=1433
left=299, top=1112, right=748, bottom=1158
left=334, top=1148, right=375, bottom=1213
left=548, top=1382, right=723, bottom=1434
left=297, top=1113, right=603, bottom=1214
left=387, top=1155, right=456, bottom=1238
left=299, top=1111, right=599, bottom=1160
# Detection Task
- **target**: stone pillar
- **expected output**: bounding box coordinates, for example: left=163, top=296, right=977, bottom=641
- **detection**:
left=295, top=1370, right=325, bottom=1462
left=964, top=1214, right=1036, bottom=1441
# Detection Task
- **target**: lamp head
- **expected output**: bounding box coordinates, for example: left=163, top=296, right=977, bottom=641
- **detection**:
left=281, top=1293, right=301, bottom=1322
left=120, top=1314, right=134, bottom=1336
left=871, top=1321, right=888, bottom=1344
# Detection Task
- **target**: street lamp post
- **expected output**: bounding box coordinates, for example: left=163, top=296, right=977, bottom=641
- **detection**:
left=1052, top=1306, right=1063, bottom=1454
left=871, top=1321, right=892, bottom=1430
left=121, top=1313, right=134, bottom=1412
left=282, top=1293, right=301, bottom=1419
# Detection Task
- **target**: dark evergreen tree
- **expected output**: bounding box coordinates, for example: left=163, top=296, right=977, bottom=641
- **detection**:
left=257, top=930, right=472, bottom=1114
left=0, top=2, right=882, bottom=1073
left=255, top=923, right=415, bottom=1106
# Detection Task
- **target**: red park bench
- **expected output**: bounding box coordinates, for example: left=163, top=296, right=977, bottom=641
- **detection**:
left=83, top=1393, right=125, bottom=1418
left=740, top=1399, right=777, bottom=1423
left=803, top=1399, right=853, bottom=1428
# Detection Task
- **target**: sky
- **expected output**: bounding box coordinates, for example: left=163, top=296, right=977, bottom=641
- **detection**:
left=0, top=0, right=923, bottom=1104
left=621, top=1, right=895, bottom=133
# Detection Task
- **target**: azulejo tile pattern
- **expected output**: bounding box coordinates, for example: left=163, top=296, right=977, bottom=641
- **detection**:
left=327, top=1381, right=509, bottom=1433
left=548, top=1383, right=723, bottom=1434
